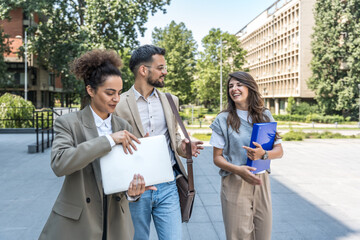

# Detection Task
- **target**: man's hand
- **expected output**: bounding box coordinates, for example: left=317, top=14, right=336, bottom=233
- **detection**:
left=181, top=138, right=204, bottom=157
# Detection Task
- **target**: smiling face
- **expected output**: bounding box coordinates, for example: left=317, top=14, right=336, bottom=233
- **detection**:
left=145, top=54, right=167, bottom=88
left=228, top=78, right=249, bottom=110
left=87, top=75, right=123, bottom=120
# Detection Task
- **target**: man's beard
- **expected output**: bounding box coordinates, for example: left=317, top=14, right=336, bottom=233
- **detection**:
left=147, top=75, right=165, bottom=88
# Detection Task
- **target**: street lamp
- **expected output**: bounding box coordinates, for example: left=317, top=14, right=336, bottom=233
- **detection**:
left=220, top=36, right=223, bottom=112
left=15, top=30, right=28, bottom=101
left=358, top=83, right=360, bottom=128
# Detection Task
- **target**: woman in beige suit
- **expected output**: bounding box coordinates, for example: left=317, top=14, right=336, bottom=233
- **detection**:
left=39, top=50, right=155, bottom=240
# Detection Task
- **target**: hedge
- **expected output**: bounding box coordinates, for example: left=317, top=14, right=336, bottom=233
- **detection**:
left=273, top=114, right=350, bottom=123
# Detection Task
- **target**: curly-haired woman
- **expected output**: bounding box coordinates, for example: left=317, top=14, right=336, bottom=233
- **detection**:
left=210, top=71, right=283, bottom=240
left=39, top=49, right=155, bottom=240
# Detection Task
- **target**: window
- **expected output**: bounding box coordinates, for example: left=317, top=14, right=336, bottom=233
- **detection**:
left=49, top=73, right=55, bottom=87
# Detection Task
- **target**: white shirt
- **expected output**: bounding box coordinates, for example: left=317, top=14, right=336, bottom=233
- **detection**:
left=89, top=106, right=138, bottom=201
left=89, top=105, right=116, bottom=147
left=132, top=86, right=176, bottom=166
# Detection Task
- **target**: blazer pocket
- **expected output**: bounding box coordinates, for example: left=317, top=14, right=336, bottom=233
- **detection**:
left=52, top=200, right=83, bottom=220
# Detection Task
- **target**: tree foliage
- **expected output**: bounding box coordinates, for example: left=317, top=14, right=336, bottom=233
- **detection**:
left=193, top=28, right=247, bottom=110
left=152, top=21, right=197, bottom=104
left=309, top=0, right=360, bottom=119
left=1, top=0, right=171, bottom=97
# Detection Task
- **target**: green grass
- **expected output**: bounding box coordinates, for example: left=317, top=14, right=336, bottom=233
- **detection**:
left=191, top=131, right=360, bottom=142
left=192, top=133, right=211, bottom=141
left=186, top=126, right=210, bottom=129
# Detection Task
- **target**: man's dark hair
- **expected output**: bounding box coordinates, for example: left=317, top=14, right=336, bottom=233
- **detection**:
left=129, top=45, right=166, bottom=75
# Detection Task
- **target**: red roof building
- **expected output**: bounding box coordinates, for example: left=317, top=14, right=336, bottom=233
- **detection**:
left=1, top=8, right=67, bottom=108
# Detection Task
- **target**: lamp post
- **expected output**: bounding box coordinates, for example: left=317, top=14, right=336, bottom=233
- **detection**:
left=220, top=36, right=223, bottom=112
left=358, top=83, right=360, bottom=128
left=15, top=30, right=28, bottom=100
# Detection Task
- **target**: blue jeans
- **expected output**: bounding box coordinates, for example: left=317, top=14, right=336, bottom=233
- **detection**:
left=129, top=175, right=182, bottom=240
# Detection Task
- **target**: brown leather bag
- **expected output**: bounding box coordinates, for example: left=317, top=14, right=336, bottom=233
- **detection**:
left=165, top=93, right=195, bottom=223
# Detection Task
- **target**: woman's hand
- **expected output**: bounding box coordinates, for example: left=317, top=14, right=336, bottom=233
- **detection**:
left=235, top=166, right=262, bottom=185
left=243, top=142, right=266, bottom=160
left=110, top=130, right=140, bottom=154
left=127, top=174, right=157, bottom=197
left=213, top=147, right=261, bottom=185
left=181, top=138, right=204, bottom=157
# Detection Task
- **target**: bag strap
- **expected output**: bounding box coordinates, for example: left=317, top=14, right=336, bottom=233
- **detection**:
left=165, top=93, right=195, bottom=192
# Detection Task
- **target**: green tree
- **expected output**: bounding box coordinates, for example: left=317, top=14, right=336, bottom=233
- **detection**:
left=193, top=28, right=247, bottom=110
left=286, top=96, right=295, bottom=114
left=309, top=0, right=360, bottom=119
left=1, top=0, right=171, bottom=98
left=152, top=21, right=197, bottom=104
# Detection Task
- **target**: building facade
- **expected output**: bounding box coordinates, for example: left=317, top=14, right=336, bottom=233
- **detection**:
left=1, top=8, right=64, bottom=108
left=236, top=0, right=316, bottom=114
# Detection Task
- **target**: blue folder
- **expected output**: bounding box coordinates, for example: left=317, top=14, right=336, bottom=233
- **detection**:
left=246, top=122, right=277, bottom=174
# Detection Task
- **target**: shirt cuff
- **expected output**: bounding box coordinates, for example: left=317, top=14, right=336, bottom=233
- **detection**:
left=105, top=134, right=116, bottom=148
left=126, top=192, right=141, bottom=202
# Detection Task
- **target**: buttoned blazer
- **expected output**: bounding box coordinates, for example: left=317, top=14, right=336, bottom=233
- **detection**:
left=114, top=88, right=188, bottom=178
left=39, top=105, right=134, bottom=240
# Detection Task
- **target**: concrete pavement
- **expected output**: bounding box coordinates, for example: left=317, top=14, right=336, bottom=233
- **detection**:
left=1, top=133, right=360, bottom=239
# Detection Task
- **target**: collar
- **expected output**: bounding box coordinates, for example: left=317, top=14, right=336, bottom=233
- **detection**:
left=132, top=85, right=158, bottom=101
left=89, top=105, right=112, bottom=128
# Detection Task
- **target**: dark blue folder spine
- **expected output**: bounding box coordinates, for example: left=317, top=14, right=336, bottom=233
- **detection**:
left=246, top=122, right=277, bottom=174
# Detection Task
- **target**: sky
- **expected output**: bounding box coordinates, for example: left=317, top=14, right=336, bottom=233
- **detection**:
left=139, top=0, right=276, bottom=50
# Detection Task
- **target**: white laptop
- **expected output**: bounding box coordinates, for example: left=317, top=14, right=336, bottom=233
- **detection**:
left=100, top=135, right=174, bottom=195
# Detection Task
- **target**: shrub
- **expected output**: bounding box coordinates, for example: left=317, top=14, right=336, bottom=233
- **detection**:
left=275, top=113, right=348, bottom=124
left=34, top=110, right=54, bottom=129
left=273, top=114, right=306, bottom=122
left=282, top=130, right=304, bottom=141
left=0, top=93, right=35, bottom=128
left=306, top=114, right=344, bottom=123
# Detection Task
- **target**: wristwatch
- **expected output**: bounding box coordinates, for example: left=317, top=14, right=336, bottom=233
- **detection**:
left=261, top=150, right=268, bottom=160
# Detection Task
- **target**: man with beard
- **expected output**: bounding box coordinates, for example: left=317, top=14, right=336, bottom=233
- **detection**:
left=115, top=45, right=203, bottom=240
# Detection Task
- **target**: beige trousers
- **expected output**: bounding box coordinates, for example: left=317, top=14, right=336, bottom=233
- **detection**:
left=221, top=172, right=272, bottom=240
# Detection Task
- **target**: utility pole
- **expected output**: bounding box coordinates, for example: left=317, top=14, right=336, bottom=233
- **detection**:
left=24, top=30, right=28, bottom=101
left=220, top=36, right=223, bottom=112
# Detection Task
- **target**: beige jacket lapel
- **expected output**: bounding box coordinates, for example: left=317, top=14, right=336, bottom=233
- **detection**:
left=80, top=106, right=104, bottom=199
left=125, top=89, right=145, bottom=137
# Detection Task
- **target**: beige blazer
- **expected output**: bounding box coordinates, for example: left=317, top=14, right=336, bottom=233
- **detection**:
left=39, top=105, right=134, bottom=240
left=115, top=88, right=188, bottom=178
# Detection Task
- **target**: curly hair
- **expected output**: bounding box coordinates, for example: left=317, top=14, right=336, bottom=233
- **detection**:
left=71, top=49, right=122, bottom=91
left=224, top=71, right=270, bottom=132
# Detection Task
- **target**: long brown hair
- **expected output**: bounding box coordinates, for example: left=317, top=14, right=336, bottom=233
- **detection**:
left=224, top=71, right=270, bottom=132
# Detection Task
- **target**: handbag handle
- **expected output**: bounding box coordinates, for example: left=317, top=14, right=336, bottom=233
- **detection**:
left=165, top=93, right=195, bottom=192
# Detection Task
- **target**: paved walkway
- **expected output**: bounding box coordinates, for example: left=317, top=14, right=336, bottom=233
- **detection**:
left=1, top=134, right=360, bottom=240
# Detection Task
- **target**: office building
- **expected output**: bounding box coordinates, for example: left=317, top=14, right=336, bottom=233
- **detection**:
left=236, top=0, right=316, bottom=114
